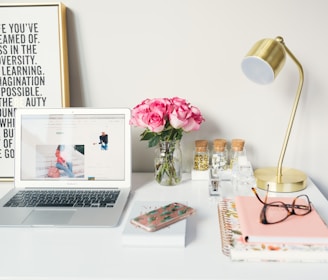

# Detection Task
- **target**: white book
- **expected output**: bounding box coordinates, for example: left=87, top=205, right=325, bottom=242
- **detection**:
left=122, top=201, right=187, bottom=247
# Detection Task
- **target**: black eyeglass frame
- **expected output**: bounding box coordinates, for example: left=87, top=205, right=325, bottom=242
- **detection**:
left=251, top=187, right=312, bottom=224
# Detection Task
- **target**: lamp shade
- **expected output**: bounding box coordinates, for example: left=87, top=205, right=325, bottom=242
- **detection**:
left=241, top=38, right=286, bottom=85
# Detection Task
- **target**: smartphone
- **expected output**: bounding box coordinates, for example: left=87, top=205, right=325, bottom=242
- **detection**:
left=130, top=202, right=195, bottom=232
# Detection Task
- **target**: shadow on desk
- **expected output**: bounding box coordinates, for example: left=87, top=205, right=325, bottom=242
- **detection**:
left=186, top=214, right=197, bottom=246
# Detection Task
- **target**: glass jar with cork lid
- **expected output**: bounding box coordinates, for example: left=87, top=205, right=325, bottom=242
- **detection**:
left=193, top=140, right=209, bottom=171
left=229, top=138, right=246, bottom=169
left=211, top=138, right=228, bottom=171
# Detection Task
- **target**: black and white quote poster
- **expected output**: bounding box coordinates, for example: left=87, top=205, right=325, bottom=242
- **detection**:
left=0, top=3, right=70, bottom=179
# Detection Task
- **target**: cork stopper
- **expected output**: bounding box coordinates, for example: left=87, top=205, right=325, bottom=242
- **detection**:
left=195, top=140, right=208, bottom=152
left=213, top=139, right=226, bottom=152
left=231, top=138, right=245, bottom=151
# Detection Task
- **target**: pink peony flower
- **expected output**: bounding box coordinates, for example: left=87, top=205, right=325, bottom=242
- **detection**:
left=130, top=97, right=205, bottom=147
left=182, top=106, right=204, bottom=132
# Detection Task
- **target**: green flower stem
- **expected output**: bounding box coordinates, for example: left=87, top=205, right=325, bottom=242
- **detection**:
left=155, top=153, right=179, bottom=185
left=155, top=140, right=182, bottom=186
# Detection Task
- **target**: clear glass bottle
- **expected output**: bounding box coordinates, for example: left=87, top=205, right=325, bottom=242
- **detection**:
left=193, top=140, right=209, bottom=171
left=229, top=139, right=246, bottom=169
left=211, top=139, right=228, bottom=171
left=229, top=139, right=246, bottom=189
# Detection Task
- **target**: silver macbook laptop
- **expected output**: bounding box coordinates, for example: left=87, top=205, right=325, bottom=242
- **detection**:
left=0, top=107, right=131, bottom=227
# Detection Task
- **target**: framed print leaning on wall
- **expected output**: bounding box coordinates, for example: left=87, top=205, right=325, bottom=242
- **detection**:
left=0, top=3, right=70, bottom=180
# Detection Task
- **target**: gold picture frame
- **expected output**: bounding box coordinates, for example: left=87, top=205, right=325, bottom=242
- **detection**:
left=0, top=2, right=70, bottom=180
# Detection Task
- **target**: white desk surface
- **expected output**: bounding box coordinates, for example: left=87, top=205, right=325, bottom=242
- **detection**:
left=0, top=173, right=328, bottom=280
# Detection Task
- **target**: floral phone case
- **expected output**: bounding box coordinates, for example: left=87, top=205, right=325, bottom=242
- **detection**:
left=130, top=202, right=195, bottom=232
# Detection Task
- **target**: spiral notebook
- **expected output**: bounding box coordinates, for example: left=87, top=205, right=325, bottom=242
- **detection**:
left=217, top=199, right=328, bottom=262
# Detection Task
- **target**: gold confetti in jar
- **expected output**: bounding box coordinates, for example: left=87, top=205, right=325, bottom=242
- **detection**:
left=193, top=140, right=209, bottom=171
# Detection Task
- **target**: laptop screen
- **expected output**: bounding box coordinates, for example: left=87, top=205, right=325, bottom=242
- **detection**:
left=16, top=109, right=130, bottom=185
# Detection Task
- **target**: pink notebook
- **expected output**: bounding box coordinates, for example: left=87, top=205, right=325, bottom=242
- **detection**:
left=235, top=196, right=328, bottom=244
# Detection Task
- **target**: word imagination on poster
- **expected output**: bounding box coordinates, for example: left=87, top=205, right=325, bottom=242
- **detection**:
left=0, top=22, right=47, bottom=160
left=0, top=4, right=69, bottom=179
left=0, top=22, right=47, bottom=158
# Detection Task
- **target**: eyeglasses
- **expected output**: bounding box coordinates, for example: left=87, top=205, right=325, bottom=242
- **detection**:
left=251, top=186, right=312, bottom=224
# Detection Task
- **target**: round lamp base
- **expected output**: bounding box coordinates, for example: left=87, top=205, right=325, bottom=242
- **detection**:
left=254, top=167, right=307, bottom=192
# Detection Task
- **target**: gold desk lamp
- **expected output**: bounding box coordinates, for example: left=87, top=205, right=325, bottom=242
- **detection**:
left=241, top=36, right=307, bottom=192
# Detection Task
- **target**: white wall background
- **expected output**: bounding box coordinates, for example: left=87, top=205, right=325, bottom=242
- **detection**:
left=3, top=0, right=328, bottom=197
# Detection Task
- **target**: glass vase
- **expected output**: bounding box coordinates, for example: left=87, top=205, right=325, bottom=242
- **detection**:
left=154, top=140, right=182, bottom=186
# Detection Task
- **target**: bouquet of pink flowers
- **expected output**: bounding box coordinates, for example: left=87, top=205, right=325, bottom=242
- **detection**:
left=130, top=97, right=205, bottom=147
left=130, top=97, right=205, bottom=185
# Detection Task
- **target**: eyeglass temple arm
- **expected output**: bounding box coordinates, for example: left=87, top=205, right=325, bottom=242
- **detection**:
left=251, top=187, right=265, bottom=205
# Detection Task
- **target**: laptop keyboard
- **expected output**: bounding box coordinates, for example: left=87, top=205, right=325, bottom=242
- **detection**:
left=3, top=189, right=120, bottom=208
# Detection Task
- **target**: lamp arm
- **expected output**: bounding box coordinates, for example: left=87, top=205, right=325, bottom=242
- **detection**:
left=276, top=41, right=304, bottom=181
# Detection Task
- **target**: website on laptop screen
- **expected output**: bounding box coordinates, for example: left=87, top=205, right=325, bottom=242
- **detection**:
left=20, top=114, right=126, bottom=181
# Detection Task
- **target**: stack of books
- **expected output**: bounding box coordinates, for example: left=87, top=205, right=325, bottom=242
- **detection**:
left=218, top=196, right=328, bottom=262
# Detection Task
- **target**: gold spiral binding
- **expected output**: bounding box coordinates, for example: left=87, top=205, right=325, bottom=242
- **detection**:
left=217, top=199, right=234, bottom=257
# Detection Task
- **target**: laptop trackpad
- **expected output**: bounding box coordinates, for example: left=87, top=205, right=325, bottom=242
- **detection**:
left=23, top=209, right=75, bottom=226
